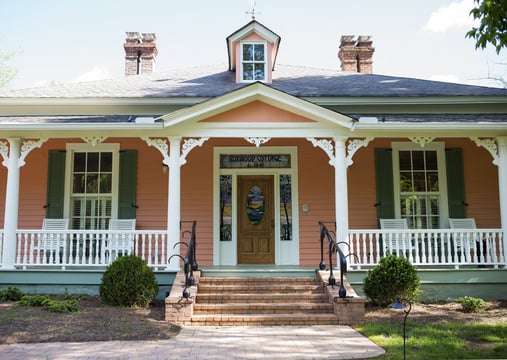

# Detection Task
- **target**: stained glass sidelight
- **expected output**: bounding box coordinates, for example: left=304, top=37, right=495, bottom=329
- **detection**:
left=280, top=175, right=292, bottom=240
left=219, top=175, right=232, bottom=241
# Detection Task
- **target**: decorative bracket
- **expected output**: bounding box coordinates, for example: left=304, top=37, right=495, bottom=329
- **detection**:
left=143, top=137, right=209, bottom=167
left=143, top=137, right=170, bottom=165
left=408, top=136, right=436, bottom=147
left=0, top=141, right=9, bottom=167
left=180, top=137, right=209, bottom=165
left=306, top=138, right=336, bottom=166
left=82, top=136, right=107, bottom=146
left=244, top=137, right=271, bottom=147
left=470, top=137, right=499, bottom=166
left=19, top=138, right=47, bottom=167
left=346, top=137, right=373, bottom=167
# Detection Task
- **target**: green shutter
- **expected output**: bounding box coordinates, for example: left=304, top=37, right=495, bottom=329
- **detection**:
left=375, top=148, right=395, bottom=222
left=46, top=150, right=66, bottom=218
left=118, top=150, right=137, bottom=219
left=446, top=148, right=467, bottom=218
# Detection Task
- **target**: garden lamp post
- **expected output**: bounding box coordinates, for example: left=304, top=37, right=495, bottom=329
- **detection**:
left=389, top=297, right=412, bottom=360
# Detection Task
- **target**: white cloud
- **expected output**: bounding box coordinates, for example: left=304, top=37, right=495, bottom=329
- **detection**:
left=429, top=74, right=461, bottom=83
left=73, top=65, right=111, bottom=83
left=423, top=0, right=478, bottom=33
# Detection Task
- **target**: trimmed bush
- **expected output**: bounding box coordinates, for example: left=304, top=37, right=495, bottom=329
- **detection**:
left=363, top=254, right=422, bottom=307
left=457, top=296, right=486, bottom=313
left=100, top=255, right=158, bottom=307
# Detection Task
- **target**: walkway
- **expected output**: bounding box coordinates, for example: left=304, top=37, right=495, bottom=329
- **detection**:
left=0, top=325, right=385, bottom=359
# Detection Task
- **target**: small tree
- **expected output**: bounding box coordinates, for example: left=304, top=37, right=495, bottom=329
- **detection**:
left=363, top=254, right=422, bottom=307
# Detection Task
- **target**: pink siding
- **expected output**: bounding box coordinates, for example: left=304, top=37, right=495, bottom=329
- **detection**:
left=201, top=101, right=315, bottom=123
left=0, top=136, right=501, bottom=266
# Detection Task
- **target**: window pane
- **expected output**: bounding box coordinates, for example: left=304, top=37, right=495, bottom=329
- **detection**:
left=73, top=174, right=85, bottom=193
left=243, top=44, right=253, bottom=61
left=99, top=174, right=112, bottom=193
left=427, top=172, right=439, bottom=191
left=87, top=153, right=99, bottom=172
left=220, top=175, right=232, bottom=241
left=86, top=174, right=99, bottom=193
left=399, top=172, right=413, bottom=191
left=280, top=175, right=292, bottom=240
left=254, top=44, right=264, bottom=61
left=413, top=172, right=426, bottom=191
left=100, top=153, right=112, bottom=172
left=243, top=63, right=253, bottom=80
left=74, top=152, right=86, bottom=172
left=425, top=151, right=437, bottom=170
left=254, top=63, right=265, bottom=80
left=412, top=151, right=425, bottom=170
left=399, top=151, right=411, bottom=170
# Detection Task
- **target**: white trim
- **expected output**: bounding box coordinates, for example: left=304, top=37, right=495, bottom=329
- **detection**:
left=391, top=141, right=449, bottom=227
left=63, top=143, right=121, bottom=224
left=213, top=146, right=299, bottom=266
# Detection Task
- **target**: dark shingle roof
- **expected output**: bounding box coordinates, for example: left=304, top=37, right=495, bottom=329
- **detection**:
left=1, top=65, right=506, bottom=99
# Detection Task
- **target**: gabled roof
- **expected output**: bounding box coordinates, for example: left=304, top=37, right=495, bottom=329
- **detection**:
left=157, top=82, right=354, bottom=137
left=226, top=20, right=281, bottom=71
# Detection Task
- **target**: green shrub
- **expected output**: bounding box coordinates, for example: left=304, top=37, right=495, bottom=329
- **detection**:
left=456, top=296, right=486, bottom=313
left=100, top=255, right=158, bottom=307
left=363, top=254, right=422, bottom=307
left=0, top=286, right=25, bottom=301
left=16, top=294, right=79, bottom=313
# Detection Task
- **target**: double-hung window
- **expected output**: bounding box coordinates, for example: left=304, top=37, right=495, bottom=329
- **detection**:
left=241, top=42, right=266, bottom=82
left=392, top=142, right=448, bottom=229
left=66, top=144, right=119, bottom=230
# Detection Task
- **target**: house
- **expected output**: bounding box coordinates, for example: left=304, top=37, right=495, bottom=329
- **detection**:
left=0, top=20, right=506, bottom=302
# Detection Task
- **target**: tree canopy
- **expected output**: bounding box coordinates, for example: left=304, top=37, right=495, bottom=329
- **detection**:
left=466, top=0, right=507, bottom=54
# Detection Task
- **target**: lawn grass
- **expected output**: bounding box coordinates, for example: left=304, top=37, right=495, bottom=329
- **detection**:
left=354, top=320, right=507, bottom=359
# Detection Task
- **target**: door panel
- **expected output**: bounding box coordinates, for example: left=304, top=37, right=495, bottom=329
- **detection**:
left=238, top=175, right=275, bottom=264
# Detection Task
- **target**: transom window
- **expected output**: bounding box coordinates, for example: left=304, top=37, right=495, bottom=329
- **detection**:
left=241, top=42, right=266, bottom=82
left=392, top=143, right=448, bottom=229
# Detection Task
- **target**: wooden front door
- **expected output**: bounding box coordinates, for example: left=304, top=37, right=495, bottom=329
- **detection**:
left=237, top=175, right=275, bottom=264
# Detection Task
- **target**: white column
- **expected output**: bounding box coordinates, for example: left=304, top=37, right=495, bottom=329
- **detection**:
left=167, top=137, right=182, bottom=270
left=496, top=136, right=507, bottom=266
left=2, top=138, right=21, bottom=269
left=333, top=137, right=349, bottom=245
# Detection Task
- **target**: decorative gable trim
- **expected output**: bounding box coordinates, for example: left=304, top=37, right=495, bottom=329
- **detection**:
left=157, top=82, right=354, bottom=137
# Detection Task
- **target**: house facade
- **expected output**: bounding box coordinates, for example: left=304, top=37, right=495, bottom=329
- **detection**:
left=1, top=21, right=507, bottom=295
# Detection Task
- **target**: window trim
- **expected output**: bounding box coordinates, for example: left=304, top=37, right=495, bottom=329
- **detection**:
left=63, top=143, right=120, bottom=225
left=240, top=41, right=267, bottom=83
left=391, top=142, right=449, bottom=228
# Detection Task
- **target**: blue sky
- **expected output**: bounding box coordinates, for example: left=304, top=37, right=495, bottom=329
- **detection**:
left=0, top=0, right=505, bottom=89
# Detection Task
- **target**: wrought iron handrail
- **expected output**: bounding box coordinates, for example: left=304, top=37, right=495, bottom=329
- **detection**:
left=169, top=220, right=198, bottom=299
left=318, top=221, right=348, bottom=298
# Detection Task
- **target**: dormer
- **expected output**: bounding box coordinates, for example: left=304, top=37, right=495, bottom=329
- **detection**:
left=226, top=20, right=281, bottom=84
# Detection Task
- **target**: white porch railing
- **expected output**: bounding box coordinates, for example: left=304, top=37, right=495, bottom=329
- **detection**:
left=347, top=229, right=506, bottom=269
left=13, top=230, right=172, bottom=270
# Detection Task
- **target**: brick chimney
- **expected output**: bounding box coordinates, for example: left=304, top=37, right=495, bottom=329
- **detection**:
left=124, top=32, right=158, bottom=76
left=338, top=35, right=374, bottom=74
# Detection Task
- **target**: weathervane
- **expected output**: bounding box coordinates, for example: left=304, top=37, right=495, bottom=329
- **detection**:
left=245, top=0, right=260, bottom=19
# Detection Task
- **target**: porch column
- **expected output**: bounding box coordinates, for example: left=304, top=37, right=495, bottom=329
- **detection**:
left=497, top=136, right=507, bottom=266
left=333, top=137, right=349, bottom=245
left=167, top=136, right=182, bottom=271
left=2, top=138, right=21, bottom=269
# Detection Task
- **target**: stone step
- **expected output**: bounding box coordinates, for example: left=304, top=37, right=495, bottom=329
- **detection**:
left=191, top=313, right=340, bottom=326
left=197, top=283, right=323, bottom=293
left=193, top=302, right=334, bottom=315
left=198, top=276, right=317, bottom=284
left=195, top=292, right=329, bottom=304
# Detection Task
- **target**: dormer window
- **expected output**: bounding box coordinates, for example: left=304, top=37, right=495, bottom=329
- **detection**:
left=241, top=42, right=266, bottom=82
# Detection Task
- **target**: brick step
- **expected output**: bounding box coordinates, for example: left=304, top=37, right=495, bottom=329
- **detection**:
left=198, top=277, right=318, bottom=285
left=195, top=292, right=328, bottom=303
left=193, top=302, right=333, bottom=314
left=190, top=313, right=340, bottom=326
left=197, top=284, right=323, bottom=293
